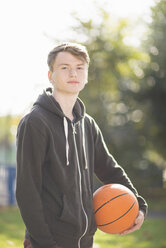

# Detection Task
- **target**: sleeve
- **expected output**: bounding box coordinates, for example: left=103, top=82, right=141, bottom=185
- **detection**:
left=92, top=120, right=148, bottom=216
left=16, top=117, right=57, bottom=248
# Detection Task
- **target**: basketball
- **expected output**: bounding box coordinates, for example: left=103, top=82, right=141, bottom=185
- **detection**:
left=93, top=184, right=139, bottom=234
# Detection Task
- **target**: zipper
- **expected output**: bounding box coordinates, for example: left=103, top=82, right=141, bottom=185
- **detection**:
left=72, top=123, right=89, bottom=248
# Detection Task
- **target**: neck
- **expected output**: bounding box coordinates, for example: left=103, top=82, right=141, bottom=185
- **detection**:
left=52, top=90, right=78, bottom=121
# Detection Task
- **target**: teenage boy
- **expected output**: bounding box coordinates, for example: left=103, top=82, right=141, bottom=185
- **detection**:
left=16, top=42, right=148, bottom=248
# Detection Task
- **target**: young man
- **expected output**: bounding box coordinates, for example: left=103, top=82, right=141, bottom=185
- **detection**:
left=16, top=42, right=148, bottom=248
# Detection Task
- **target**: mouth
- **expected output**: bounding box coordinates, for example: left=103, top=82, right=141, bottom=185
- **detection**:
left=67, top=81, right=79, bottom=84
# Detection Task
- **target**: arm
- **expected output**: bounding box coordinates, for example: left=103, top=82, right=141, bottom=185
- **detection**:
left=16, top=117, right=56, bottom=248
left=92, top=120, right=148, bottom=216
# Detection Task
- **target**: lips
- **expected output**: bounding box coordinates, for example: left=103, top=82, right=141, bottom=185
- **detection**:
left=67, top=81, right=79, bottom=84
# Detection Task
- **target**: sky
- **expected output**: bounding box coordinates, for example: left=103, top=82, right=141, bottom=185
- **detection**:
left=0, top=0, right=155, bottom=116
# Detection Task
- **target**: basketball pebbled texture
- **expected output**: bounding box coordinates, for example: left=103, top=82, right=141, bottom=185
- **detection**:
left=93, top=184, right=139, bottom=234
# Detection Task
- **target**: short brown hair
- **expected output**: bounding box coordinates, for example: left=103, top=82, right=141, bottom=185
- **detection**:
left=47, top=42, right=90, bottom=71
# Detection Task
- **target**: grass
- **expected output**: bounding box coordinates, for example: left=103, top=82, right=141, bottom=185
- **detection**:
left=94, top=219, right=166, bottom=248
left=0, top=206, right=166, bottom=248
left=0, top=207, right=24, bottom=248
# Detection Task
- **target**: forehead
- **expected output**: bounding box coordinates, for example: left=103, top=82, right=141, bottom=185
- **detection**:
left=53, top=51, right=86, bottom=67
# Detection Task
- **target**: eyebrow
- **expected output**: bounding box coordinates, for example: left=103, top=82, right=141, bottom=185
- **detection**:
left=57, top=63, right=85, bottom=67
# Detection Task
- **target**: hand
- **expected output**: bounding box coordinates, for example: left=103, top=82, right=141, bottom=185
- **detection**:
left=120, top=210, right=145, bottom=235
left=23, top=238, right=32, bottom=248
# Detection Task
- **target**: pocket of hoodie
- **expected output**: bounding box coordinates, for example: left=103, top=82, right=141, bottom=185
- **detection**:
left=59, top=194, right=82, bottom=232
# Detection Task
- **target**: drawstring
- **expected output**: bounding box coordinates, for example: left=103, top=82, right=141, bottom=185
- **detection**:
left=63, top=117, right=69, bottom=166
left=63, top=117, right=88, bottom=169
left=82, top=119, right=88, bottom=169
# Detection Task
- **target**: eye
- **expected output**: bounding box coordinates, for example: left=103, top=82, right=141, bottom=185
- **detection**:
left=62, top=66, right=68, bottom=70
left=77, top=66, right=84, bottom=70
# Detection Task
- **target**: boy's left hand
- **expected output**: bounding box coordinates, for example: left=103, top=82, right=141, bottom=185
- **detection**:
left=120, top=210, right=145, bottom=235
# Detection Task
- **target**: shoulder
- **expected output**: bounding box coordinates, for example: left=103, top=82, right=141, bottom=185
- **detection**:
left=84, top=113, right=95, bottom=126
left=18, top=109, right=40, bottom=127
left=84, top=113, right=100, bottom=127
left=84, top=113, right=101, bottom=134
left=17, top=108, right=48, bottom=136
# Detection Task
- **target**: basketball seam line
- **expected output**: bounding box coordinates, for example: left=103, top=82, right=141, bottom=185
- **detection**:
left=94, top=193, right=129, bottom=214
left=96, top=200, right=136, bottom=227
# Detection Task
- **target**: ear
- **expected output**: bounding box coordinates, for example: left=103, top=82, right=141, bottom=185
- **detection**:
left=48, top=71, right=53, bottom=83
left=48, top=71, right=52, bottom=82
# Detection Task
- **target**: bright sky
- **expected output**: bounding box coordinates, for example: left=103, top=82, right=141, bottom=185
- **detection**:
left=0, top=0, right=155, bottom=116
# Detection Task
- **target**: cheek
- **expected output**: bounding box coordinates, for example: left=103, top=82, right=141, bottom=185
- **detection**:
left=57, top=71, right=68, bottom=80
left=83, top=72, right=88, bottom=82
left=52, top=72, right=64, bottom=82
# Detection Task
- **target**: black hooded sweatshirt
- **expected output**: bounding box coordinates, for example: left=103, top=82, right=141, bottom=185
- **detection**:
left=16, top=88, right=148, bottom=248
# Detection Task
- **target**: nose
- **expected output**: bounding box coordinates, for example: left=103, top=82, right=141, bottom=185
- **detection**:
left=70, top=69, right=77, bottom=77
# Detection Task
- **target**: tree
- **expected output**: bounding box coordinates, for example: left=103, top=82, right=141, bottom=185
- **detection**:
left=71, top=9, right=158, bottom=190
left=51, top=4, right=165, bottom=190
left=0, top=114, right=19, bottom=164
left=137, top=0, right=166, bottom=165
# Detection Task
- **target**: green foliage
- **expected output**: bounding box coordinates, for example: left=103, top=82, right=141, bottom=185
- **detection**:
left=0, top=115, right=20, bottom=164
left=71, top=7, right=164, bottom=190
left=138, top=0, right=166, bottom=162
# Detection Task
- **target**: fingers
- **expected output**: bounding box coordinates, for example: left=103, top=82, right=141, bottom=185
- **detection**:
left=120, top=210, right=145, bottom=235
left=24, top=238, right=32, bottom=248
left=24, top=244, right=32, bottom=248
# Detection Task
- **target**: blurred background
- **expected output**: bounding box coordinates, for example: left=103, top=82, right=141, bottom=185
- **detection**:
left=0, top=0, right=166, bottom=247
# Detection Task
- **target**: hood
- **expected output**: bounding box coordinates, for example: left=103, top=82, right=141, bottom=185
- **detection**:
left=33, top=88, right=85, bottom=123
left=33, top=88, right=88, bottom=169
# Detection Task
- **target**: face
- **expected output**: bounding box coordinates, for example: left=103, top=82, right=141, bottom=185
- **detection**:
left=48, top=51, right=88, bottom=96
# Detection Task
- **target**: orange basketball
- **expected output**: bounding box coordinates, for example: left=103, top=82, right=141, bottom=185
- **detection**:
left=93, top=184, right=139, bottom=234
